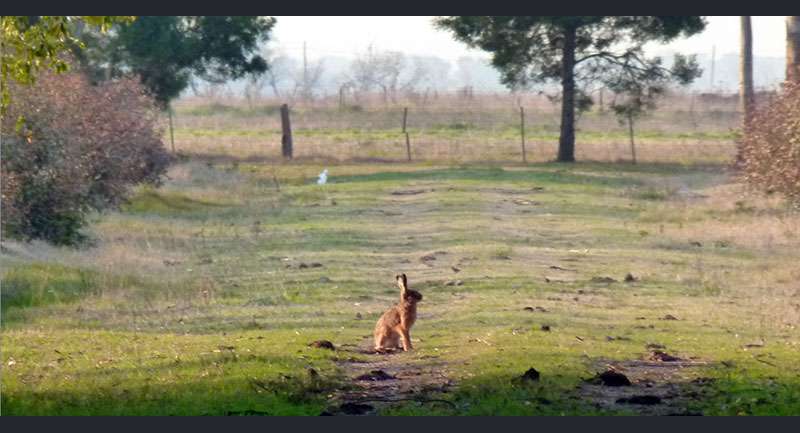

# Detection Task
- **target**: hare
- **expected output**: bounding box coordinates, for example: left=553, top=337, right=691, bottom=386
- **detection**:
left=373, top=274, right=423, bottom=352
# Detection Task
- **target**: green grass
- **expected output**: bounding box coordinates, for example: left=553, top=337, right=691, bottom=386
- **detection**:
left=2, top=160, right=799, bottom=415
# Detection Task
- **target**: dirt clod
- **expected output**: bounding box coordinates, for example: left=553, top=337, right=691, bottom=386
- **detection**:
left=541, top=325, right=551, bottom=332
left=591, top=276, right=617, bottom=283
left=309, top=340, right=336, bottom=350
left=594, top=370, right=632, bottom=387
left=356, top=369, right=397, bottom=381
left=648, top=350, right=683, bottom=362
left=624, top=273, right=638, bottom=282
left=518, top=368, right=541, bottom=382
left=339, top=402, right=374, bottom=415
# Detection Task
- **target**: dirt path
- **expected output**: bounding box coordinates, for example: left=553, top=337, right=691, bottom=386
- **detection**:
left=578, top=352, right=718, bottom=415
left=323, top=339, right=456, bottom=416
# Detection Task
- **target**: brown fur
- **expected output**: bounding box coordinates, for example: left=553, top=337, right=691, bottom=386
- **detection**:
left=373, top=274, right=422, bottom=352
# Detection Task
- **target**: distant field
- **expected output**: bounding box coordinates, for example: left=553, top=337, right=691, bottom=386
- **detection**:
left=3, top=159, right=799, bottom=415
left=168, top=92, right=740, bottom=164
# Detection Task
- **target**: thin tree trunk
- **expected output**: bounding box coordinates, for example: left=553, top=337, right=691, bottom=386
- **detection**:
left=739, top=16, right=755, bottom=127
left=168, top=104, right=175, bottom=153
left=558, top=25, right=577, bottom=163
left=787, top=16, right=800, bottom=83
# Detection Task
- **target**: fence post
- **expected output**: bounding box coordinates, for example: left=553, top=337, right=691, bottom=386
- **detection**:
left=402, top=107, right=411, bottom=162
left=280, top=103, right=293, bottom=160
left=519, top=106, right=527, bottom=163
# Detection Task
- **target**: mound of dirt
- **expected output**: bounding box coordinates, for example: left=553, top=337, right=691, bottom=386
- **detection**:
left=309, top=340, right=336, bottom=350
left=591, top=370, right=632, bottom=387
left=356, top=370, right=397, bottom=381
left=338, top=402, right=374, bottom=415
left=517, top=368, right=541, bottom=382
left=648, top=350, right=684, bottom=362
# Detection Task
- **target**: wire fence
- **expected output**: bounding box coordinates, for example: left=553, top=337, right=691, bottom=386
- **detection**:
left=169, top=90, right=753, bottom=165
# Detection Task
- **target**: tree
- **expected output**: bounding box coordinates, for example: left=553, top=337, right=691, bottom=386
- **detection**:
left=0, top=16, right=133, bottom=113
left=740, top=16, right=755, bottom=127
left=75, top=16, right=275, bottom=107
left=787, top=16, right=800, bottom=83
left=435, top=16, right=706, bottom=162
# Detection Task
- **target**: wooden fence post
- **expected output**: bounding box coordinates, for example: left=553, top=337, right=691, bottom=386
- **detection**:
left=402, top=107, right=411, bottom=162
left=520, top=106, right=527, bottom=163
left=280, top=103, right=293, bottom=160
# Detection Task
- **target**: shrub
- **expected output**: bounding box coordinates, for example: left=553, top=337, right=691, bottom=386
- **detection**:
left=738, top=82, right=800, bottom=206
left=1, top=68, right=172, bottom=245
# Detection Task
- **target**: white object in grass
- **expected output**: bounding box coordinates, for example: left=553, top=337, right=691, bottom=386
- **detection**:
left=317, top=169, right=328, bottom=185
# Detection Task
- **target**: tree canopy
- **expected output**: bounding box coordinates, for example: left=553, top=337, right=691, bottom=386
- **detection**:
left=75, top=16, right=276, bottom=107
left=435, top=16, right=706, bottom=162
left=0, top=16, right=133, bottom=113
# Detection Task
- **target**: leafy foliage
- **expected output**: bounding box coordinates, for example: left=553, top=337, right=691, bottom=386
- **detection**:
left=0, top=16, right=133, bottom=113
left=738, top=82, right=800, bottom=206
left=74, top=16, right=276, bottom=107
left=1, top=68, right=172, bottom=245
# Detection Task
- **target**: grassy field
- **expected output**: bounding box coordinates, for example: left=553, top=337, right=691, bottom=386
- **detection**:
left=167, top=94, right=739, bottom=164
left=2, top=156, right=799, bottom=415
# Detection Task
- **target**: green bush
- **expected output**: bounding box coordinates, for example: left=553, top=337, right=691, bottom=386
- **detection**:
left=1, top=68, right=172, bottom=245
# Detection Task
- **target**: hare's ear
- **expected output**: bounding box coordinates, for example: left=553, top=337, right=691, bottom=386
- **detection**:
left=396, top=273, right=408, bottom=294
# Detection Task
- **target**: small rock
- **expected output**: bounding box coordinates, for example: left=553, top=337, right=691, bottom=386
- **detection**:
left=541, top=325, right=551, bottom=332
left=308, top=340, right=335, bottom=350
left=624, top=273, right=638, bottom=282
left=355, top=312, right=362, bottom=320
left=451, top=266, right=461, bottom=273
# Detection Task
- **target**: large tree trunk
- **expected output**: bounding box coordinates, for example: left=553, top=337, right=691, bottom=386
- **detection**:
left=558, top=25, right=577, bottom=163
left=788, top=17, right=800, bottom=83
left=739, top=16, right=754, bottom=127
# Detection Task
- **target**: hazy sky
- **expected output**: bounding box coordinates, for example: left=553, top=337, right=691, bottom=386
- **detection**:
left=272, top=16, right=788, bottom=61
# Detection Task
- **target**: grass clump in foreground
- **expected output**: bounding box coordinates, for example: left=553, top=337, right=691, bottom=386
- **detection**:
left=2, top=160, right=799, bottom=415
